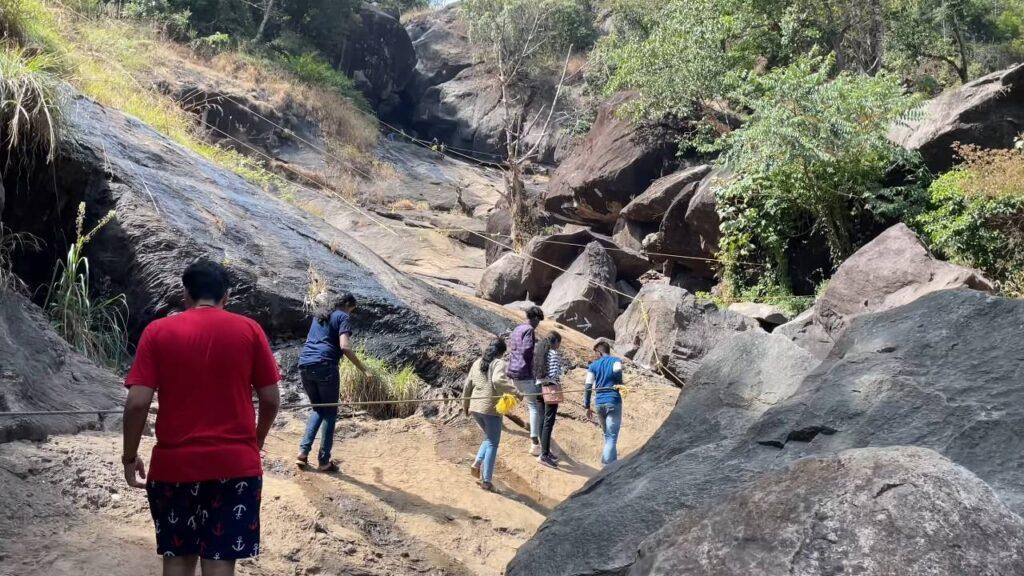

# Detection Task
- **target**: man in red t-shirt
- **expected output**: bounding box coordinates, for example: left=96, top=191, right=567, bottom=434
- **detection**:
left=122, top=260, right=281, bottom=576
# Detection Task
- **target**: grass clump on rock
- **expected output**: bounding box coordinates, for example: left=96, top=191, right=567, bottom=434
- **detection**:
left=340, top=350, right=423, bottom=419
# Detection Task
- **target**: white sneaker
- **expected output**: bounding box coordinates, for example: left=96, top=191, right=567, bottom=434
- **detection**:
left=529, top=444, right=541, bottom=456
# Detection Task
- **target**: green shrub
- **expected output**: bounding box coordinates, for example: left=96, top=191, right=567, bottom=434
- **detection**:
left=0, top=223, right=39, bottom=293
left=0, top=46, right=65, bottom=162
left=277, top=51, right=369, bottom=109
left=917, top=146, right=1024, bottom=295
left=339, top=350, right=423, bottom=419
left=189, top=31, right=232, bottom=57
left=715, top=56, right=923, bottom=292
left=44, top=203, right=129, bottom=368
left=461, top=0, right=596, bottom=71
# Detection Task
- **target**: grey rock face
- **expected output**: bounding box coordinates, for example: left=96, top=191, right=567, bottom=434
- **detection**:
left=647, top=167, right=729, bottom=280
left=541, top=242, right=618, bottom=337
left=613, top=283, right=760, bottom=385
left=727, top=302, right=791, bottom=329
left=476, top=252, right=526, bottom=304
left=521, top=228, right=650, bottom=302
left=610, top=217, right=649, bottom=253
left=619, top=164, right=710, bottom=223
left=337, top=3, right=417, bottom=116
left=890, top=63, right=1024, bottom=172
left=13, top=96, right=512, bottom=383
left=631, top=446, right=1024, bottom=576
left=0, top=290, right=122, bottom=443
left=507, top=330, right=818, bottom=575
left=780, top=223, right=993, bottom=358
left=509, top=289, right=1024, bottom=575
left=404, top=6, right=571, bottom=163
left=544, top=92, right=676, bottom=225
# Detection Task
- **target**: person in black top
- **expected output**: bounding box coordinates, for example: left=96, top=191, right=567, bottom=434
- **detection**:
left=296, top=293, right=366, bottom=472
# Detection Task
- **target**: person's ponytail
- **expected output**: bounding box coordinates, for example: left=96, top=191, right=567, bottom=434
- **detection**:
left=315, top=292, right=357, bottom=324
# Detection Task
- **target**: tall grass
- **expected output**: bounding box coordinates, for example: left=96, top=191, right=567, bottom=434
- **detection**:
left=0, top=46, right=65, bottom=162
left=340, top=350, right=423, bottom=419
left=0, top=223, right=39, bottom=293
left=44, top=203, right=128, bottom=368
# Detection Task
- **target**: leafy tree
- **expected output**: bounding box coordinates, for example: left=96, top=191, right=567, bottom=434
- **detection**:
left=716, top=56, right=923, bottom=289
left=461, top=0, right=594, bottom=249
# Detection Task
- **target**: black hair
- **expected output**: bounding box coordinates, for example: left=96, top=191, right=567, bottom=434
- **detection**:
left=532, top=331, right=562, bottom=380
left=526, top=306, right=545, bottom=322
left=479, top=337, right=507, bottom=374
left=316, top=292, right=357, bottom=323
left=182, top=260, right=229, bottom=303
left=594, top=340, right=611, bottom=354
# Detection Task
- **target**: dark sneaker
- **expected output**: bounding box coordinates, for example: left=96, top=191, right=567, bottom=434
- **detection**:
left=537, top=455, right=558, bottom=469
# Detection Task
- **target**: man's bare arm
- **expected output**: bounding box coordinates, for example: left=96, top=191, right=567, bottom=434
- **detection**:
left=339, top=333, right=366, bottom=373
left=255, top=384, right=281, bottom=450
left=122, top=385, right=154, bottom=488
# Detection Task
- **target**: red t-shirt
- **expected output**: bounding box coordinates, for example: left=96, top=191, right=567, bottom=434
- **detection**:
left=125, top=307, right=281, bottom=482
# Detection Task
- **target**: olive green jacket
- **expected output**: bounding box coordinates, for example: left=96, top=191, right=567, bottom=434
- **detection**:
left=462, top=357, right=516, bottom=416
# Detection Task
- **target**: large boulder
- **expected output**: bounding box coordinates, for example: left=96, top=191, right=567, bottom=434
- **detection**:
left=727, top=302, right=791, bottom=329
left=403, top=6, right=572, bottom=163
left=613, top=283, right=761, bottom=385
left=540, top=242, right=618, bottom=337
left=544, top=92, right=677, bottom=225
left=476, top=252, right=526, bottom=304
left=631, top=447, right=1024, bottom=576
left=781, top=223, right=993, bottom=357
left=521, top=228, right=650, bottom=301
left=337, top=3, right=417, bottom=117
left=509, top=289, right=1024, bottom=575
left=0, top=290, right=122, bottom=443
left=610, top=217, right=648, bottom=253
left=646, top=167, right=729, bottom=280
left=507, top=330, right=819, bottom=575
left=890, top=63, right=1024, bottom=172
left=2, top=96, right=513, bottom=383
left=619, top=164, right=710, bottom=223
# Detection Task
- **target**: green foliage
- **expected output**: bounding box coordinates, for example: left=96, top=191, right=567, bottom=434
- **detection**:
left=189, top=31, right=232, bottom=57
left=339, top=350, right=423, bottom=419
left=917, top=148, right=1024, bottom=295
left=716, top=56, right=923, bottom=291
left=885, top=0, right=1024, bottom=87
left=596, top=0, right=762, bottom=121
left=44, top=203, right=129, bottom=369
left=461, top=0, right=596, bottom=77
left=277, top=51, right=368, bottom=108
left=698, top=278, right=815, bottom=317
left=0, top=224, right=39, bottom=294
left=374, top=0, right=429, bottom=15
left=0, top=46, right=65, bottom=162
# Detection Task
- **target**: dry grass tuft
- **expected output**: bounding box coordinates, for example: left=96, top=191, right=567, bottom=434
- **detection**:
left=340, top=351, right=423, bottom=419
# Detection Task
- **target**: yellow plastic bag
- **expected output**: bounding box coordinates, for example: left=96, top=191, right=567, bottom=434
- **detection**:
left=495, top=393, right=520, bottom=415
left=613, top=385, right=629, bottom=399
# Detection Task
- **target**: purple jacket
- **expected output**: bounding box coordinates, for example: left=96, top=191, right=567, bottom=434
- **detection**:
left=506, top=323, right=535, bottom=380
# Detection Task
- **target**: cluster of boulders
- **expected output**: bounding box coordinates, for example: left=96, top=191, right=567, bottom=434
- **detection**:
left=507, top=240, right=1021, bottom=575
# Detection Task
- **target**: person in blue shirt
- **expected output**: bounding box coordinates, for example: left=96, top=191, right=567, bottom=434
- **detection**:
left=296, top=292, right=366, bottom=472
left=584, top=338, right=624, bottom=466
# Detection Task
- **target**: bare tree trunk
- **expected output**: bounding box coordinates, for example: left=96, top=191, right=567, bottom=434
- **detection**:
left=504, top=161, right=537, bottom=251
left=952, top=15, right=970, bottom=83
left=867, top=0, right=884, bottom=74
left=253, top=0, right=274, bottom=43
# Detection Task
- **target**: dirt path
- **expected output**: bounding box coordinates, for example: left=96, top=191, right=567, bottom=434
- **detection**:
left=0, top=375, right=677, bottom=576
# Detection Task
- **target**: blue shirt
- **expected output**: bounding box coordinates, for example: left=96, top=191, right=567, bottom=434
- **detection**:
left=298, top=310, right=352, bottom=367
left=584, top=355, right=623, bottom=408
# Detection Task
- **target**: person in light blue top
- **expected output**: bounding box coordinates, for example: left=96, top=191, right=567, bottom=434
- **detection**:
left=584, top=338, right=624, bottom=466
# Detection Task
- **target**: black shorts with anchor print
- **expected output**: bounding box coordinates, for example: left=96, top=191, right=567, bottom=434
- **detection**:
left=145, top=476, right=263, bottom=560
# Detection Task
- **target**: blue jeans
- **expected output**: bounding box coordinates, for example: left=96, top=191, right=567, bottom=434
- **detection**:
left=598, top=403, right=622, bottom=465
left=513, top=379, right=541, bottom=441
left=473, top=413, right=503, bottom=482
left=299, top=362, right=340, bottom=466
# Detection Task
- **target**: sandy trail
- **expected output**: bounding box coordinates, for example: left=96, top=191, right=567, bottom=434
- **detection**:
left=0, top=373, right=677, bottom=576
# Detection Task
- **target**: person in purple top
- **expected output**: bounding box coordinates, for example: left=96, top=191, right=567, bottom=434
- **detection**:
left=506, top=306, right=545, bottom=455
